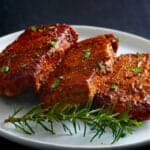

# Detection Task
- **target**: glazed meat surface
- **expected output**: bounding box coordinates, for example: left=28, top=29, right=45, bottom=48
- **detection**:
left=94, top=54, right=150, bottom=120
left=40, top=34, right=118, bottom=108
left=0, top=24, right=78, bottom=96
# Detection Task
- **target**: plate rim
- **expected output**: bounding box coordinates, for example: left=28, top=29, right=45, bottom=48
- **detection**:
left=0, top=25, right=150, bottom=149
left=0, top=127, right=150, bottom=150
left=0, top=25, right=149, bottom=43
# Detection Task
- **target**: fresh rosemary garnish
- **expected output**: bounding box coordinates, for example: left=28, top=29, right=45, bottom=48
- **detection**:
left=132, top=67, right=142, bottom=74
left=0, top=66, right=9, bottom=73
left=4, top=103, right=143, bottom=143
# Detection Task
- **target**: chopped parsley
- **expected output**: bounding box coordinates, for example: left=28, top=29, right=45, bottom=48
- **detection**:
left=111, top=83, right=118, bottom=91
left=51, top=79, right=60, bottom=89
left=83, top=49, right=91, bottom=59
left=31, top=26, right=37, bottom=32
left=132, top=67, right=142, bottom=74
left=116, top=37, right=119, bottom=43
left=97, top=63, right=103, bottom=71
left=49, top=39, right=58, bottom=47
left=0, top=66, right=9, bottom=73
left=134, top=52, right=140, bottom=57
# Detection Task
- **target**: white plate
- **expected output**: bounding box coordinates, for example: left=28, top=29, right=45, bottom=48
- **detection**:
left=0, top=25, right=150, bottom=150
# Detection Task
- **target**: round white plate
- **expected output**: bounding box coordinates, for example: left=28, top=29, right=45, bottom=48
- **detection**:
left=0, top=25, right=150, bottom=150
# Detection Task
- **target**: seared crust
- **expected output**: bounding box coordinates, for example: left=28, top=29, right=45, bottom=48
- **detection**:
left=40, top=34, right=118, bottom=108
left=0, top=24, right=78, bottom=96
left=94, top=54, right=150, bottom=120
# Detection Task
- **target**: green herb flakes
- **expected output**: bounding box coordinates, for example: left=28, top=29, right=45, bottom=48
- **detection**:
left=111, top=83, right=118, bottom=91
left=51, top=79, right=60, bottom=89
left=97, top=63, right=103, bottom=71
left=134, top=52, right=140, bottom=57
left=0, top=66, right=9, bottom=73
left=116, top=37, right=119, bottom=43
left=83, top=49, right=91, bottom=59
left=49, top=39, right=58, bottom=47
left=132, top=67, right=142, bottom=74
left=30, top=26, right=37, bottom=32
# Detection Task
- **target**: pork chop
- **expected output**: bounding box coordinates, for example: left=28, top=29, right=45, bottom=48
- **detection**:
left=94, top=54, right=150, bottom=120
left=40, top=34, right=118, bottom=108
left=0, top=24, right=78, bottom=96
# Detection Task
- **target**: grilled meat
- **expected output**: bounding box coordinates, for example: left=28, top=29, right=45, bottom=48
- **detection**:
left=0, top=24, right=78, bottom=96
left=94, top=54, right=150, bottom=120
left=40, top=34, right=118, bottom=108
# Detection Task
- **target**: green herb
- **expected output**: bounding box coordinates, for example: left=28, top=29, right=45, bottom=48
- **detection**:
left=111, top=83, right=118, bottom=91
left=97, top=63, right=103, bottom=71
left=134, top=52, right=140, bottom=57
left=49, top=39, right=58, bottom=47
left=83, top=49, right=91, bottom=59
left=116, top=37, right=119, bottom=43
left=4, top=103, right=143, bottom=143
left=30, top=26, right=37, bottom=32
left=51, top=79, right=60, bottom=89
left=132, top=67, right=142, bottom=74
left=0, top=66, right=9, bottom=73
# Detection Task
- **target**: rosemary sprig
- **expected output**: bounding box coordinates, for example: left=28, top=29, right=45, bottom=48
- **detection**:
left=4, top=103, right=143, bottom=143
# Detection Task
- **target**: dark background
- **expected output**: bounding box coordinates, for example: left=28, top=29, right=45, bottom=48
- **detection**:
left=0, top=0, right=150, bottom=39
left=0, top=0, right=150, bottom=149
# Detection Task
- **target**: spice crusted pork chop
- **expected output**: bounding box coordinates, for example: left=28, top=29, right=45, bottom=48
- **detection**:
left=40, top=34, right=118, bottom=108
left=94, top=54, right=150, bottom=120
left=0, top=24, right=78, bottom=96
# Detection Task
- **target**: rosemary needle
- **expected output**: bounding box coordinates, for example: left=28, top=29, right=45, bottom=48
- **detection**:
left=4, top=103, right=143, bottom=143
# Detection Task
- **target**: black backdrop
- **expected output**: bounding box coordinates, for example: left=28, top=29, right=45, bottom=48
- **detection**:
left=0, top=0, right=150, bottom=149
left=0, top=0, right=150, bottom=39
